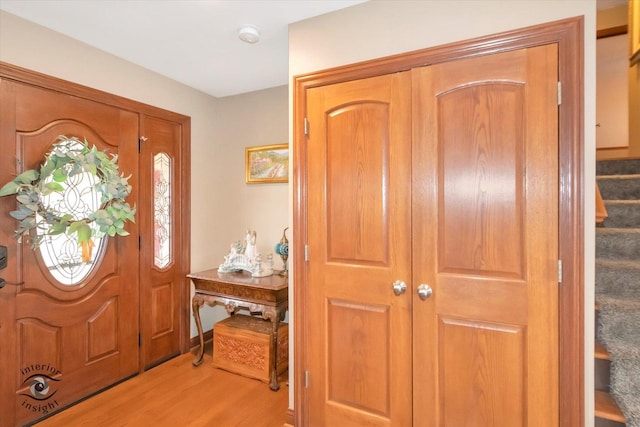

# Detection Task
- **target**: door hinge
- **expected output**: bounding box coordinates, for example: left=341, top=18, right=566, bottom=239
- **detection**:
left=138, top=236, right=142, bottom=250
left=138, top=333, right=142, bottom=347
left=558, top=259, right=563, bottom=284
left=304, top=245, right=309, bottom=261
left=557, top=81, right=562, bottom=106
left=305, top=370, right=309, bottom=388
left=304, top=117, right=309, bottom=136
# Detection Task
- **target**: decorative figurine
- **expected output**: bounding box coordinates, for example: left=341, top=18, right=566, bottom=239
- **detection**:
left=274, top=227, right=289, bottom=276
left=244, top=229, right=257, bottom=264
left=218, top=229, right=273, bottom=277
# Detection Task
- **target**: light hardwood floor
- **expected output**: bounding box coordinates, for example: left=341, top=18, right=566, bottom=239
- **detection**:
left=34, top=345, right=288, bottom=427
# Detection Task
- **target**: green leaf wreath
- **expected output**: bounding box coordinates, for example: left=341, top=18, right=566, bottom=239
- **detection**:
left=0, top=135, right=136, bottom=259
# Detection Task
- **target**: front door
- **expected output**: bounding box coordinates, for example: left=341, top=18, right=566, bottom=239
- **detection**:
left=304, top=44, right=559, bottom=426
left=0, top=81, right=139, bottom=426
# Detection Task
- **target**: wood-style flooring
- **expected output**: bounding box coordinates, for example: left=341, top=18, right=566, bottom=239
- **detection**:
left=34, top=344, right=288, bottom=427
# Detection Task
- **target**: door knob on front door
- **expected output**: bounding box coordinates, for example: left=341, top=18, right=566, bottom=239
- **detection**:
left=392, top=280, right=407, bottom=296
left=417, top=284, right=432, bottom=300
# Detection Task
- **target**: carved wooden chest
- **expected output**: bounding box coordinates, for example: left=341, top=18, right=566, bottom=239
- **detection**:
left=212, top=314, right=288, bottom=383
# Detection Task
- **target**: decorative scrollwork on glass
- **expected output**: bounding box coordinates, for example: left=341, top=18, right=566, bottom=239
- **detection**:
left=37, top=140, right=105, bottom=285
left=154, top=153, right=171, bottom=268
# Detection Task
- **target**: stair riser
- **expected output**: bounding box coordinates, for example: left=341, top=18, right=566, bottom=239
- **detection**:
left=595, top=357, right=611, bottom=392
left=597, top=159, right=640, bottom=176
left=596, top=265, right=640, bottom=297
left=598, top=177, right=640, bottom=200
left=595, top=231, right=640, bottom=261
left=603, top=203, right=640, bottom=228
left=595, top=418, right=627, bottom=427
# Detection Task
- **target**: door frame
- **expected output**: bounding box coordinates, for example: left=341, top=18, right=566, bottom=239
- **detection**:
left=0, top=62, right=192, bottom=357
left=293, top=17, right=584, bottom=426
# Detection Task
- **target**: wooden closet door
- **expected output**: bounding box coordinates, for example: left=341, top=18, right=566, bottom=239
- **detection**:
left=412, top=44, right=559, bottom=426
left=306, top=72, right=413, bottom=426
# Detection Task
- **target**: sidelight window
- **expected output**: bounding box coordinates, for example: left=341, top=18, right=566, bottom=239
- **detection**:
left=153, top=152, right=172, bottom=268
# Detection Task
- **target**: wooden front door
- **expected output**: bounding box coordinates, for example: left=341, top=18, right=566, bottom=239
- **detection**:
left=0, top=81, right=139, bottom=426
left=304, top=44, right=559, bottom=426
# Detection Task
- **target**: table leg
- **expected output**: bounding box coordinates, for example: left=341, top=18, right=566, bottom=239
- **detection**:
left=269, top=313, right=281, bottom=391
left=264, top=307, right=287, bottom=391
left=192, top=295, right=205, bottom=366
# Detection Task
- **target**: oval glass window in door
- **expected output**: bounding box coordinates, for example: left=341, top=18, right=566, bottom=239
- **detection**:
left=37, top=140, right=107, bottom=286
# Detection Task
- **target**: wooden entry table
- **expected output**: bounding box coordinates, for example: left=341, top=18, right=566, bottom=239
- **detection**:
left=187, top=268, right=288, bottom=390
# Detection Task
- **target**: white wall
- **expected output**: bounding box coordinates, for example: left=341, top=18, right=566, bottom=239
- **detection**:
left=207, top=85, right=289, bottom=273
left=596, top=4, right=639, bottom=158
left=0, top=10, right=289, bottom=337
left=596, top=34, right=629, bottom=148
left=288, top=0, right=596, bottom=421
left=194, top=85, right=290, bottom=336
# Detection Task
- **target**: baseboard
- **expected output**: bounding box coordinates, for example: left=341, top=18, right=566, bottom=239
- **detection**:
left=285, top=408, right=294, bottom=426
left=189, top=329, right=213, bottom=350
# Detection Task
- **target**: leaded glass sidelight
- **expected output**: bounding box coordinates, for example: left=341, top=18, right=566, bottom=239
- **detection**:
left=154, top=153, right=172, bottom=268
left=38, top=141, right=106, bottom=285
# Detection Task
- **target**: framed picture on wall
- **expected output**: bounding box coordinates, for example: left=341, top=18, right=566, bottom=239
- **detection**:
left=631, top=0, right=640, bottom=65
left=245, top=143, right=289, bottom=184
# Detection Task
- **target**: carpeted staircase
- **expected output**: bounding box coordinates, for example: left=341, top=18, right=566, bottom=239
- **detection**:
left=596, top=158, right=640, bottom=427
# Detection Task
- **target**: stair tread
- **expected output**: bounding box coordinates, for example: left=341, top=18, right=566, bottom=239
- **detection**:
left=595, top=390, right=626, bottom=423
left=595, top=341, right=610, bottom=360
left=597, top=174, right=640, bottom=179
left=596, top=258, right=640, bottom=268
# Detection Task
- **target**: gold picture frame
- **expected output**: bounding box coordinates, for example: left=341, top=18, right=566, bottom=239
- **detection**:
left=245, top=143, right=289, bottom=184
left=631, top=0, right=640, bottom=65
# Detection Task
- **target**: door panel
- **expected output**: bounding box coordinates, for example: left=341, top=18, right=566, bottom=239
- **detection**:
left=139, top=115, right=184, bottom=369
left=306, top=72, right=413, bottom=427
left=0, top=81, right=139, bottom=426
left=412, top=45, right=559, bottom=426
left=438, top=318, right=525, bottom=425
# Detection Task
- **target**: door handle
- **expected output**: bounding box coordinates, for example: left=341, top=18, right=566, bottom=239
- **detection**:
left=417, top=284, right=432, bottom=300
left=392, top=280, right=407, bottom=296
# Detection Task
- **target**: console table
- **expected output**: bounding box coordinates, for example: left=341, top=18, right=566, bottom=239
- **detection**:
left=187, top=268, right=288, bottom=391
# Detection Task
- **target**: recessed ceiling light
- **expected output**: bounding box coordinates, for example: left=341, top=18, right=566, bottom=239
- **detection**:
left=238, top=24, right=260, bottom=44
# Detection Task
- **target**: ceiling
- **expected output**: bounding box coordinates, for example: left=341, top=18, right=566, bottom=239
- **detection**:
left=0, top=0, right=627, bottom=97
left=0, top=0, right=366, bottom=98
